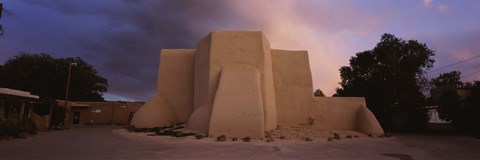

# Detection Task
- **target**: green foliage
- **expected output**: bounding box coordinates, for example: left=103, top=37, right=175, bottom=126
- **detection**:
left=50, top=105, right=65, bottom=128
left=437, top=90, right=461, bottom=122
left=455, top=82, right=480, bottom=136
left=0, top=53, right=108, bottom=101
left=431, top=71, right=463, bottom=88
left=0, top=119, right=24, bottom=138
left=314, top=89, right=325, bottom=97
left=0, top=118, right=37, bottom=138
left=335, top=33, right=435, bottom=131
left=23, top=118, right=38, bottom=134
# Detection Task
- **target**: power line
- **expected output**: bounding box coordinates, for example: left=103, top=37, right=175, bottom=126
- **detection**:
left=427, top=54, right=480, bottom=74
left=461, top=70, right=480, bottom=79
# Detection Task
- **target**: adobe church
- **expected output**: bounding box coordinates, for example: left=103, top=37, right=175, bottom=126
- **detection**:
left=131, top=31, right=383, bottom=139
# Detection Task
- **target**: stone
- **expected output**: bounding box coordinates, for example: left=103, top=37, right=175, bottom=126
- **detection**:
left=327, top=137, right=334, bottom=141
left=266, top=137, right=274, bottom=142
left=243, top=137, right=251, bottom=142
left=334, top=133, right=341, bottom=140
left=273, top=146, right=281, bottom=152
left=195, top=133, right=206, bottom=139
left=305, top=137, right=313, bottom=142
left=368, top=133, right=373, bottom=137
left=354, top=135, right=359, bottom=138
left=217, top=135, right=227, bottom=141
left=346, top=135, right=352, bottom=139
left=175, top=131, right=184, bottom=137
left=385, top=132, right=392, bottom=137
left=232, top=137, right=238, bottom=141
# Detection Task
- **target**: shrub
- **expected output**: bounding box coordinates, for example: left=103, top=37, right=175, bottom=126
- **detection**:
left=0, top=119, right=24, bottom=138
left=0, top=118, right=38, bottom=138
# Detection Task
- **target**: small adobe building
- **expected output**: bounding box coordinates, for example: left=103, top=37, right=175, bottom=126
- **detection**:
left=131, top=31, right=383, bottom=138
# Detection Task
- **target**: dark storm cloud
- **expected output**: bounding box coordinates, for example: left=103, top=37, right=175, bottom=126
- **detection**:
left=4, top=0, right=479, bottom=100
left=20, top=0, right=243, bottom=100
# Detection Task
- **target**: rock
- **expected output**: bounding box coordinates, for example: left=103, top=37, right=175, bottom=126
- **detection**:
left=346, top=135, right=352, bottom=139
left=354, top=135, right=359, bottom=138
left=134, top=128, right=148, bottom=132
left=126, top=126, right=135, bottom=132
left=368, top=133, right=373, bottom=137
left=175, top=131, right=184, bottom=137
left=327, top=137, right=334, bottom=141
left=385, top=132, right=392, bottom=137
left=195, top=133, right=206, bottom=139
left=305, top=137, right=313, bottom=142
left=273, top=146, right=281, bottom=152
left=378, top=134, right=384, bottom=138
left=217, top=135, right=227, bottom=141
left=279, top=135, right=286, bottom=139
left=266, top=137, right=274, bottom=142
left=333, top=133, right=341, bottom=140
left=243, top=137, right=251, bottom=142
left=232, top=137, right=238, bottom=141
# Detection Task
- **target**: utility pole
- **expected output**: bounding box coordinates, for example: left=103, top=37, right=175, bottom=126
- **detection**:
left=63, top=62, right=77, bottom=128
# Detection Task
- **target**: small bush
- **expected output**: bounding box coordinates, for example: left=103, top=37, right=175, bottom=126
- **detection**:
left=0, top=119, right=24, bottom=138
left=23, top=118, right=38, bottom=134
left=0, top=118, right=38, bottom=138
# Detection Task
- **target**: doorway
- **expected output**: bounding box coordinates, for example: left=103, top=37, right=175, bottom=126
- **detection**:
left=73, top=112, right=80, bottom=124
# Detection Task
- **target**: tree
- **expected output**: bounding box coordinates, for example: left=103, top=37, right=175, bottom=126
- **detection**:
left=462, top=82, right=480, bottom=136
left=314, top=89, right=326, bottom=97
left=437, top=90, right=461, bottom=122
left=0, top=53, right=108, bottom=101
left=335, top=33, right=435, bottom=131
left=430, top=71, right=463, bottom=88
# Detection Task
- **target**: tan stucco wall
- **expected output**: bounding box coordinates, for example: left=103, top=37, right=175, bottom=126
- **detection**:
left=130, top=93, right=177, bottom=128
left=189, top=31, right=277, bottom=132
left=209, top=65, right=265, bottom=138
left=132, top=30, right=384, bottom=137
left=271, top=49, right=313, bottom=126
left=69, top=102, right=143, bottom=126
left=157, top=49, right=195, bottom=122
left=131, top=49, right=195, bottom=128
left=31, top=113, right=49, bottom=129
left=271, top=49, right=383, bottom=134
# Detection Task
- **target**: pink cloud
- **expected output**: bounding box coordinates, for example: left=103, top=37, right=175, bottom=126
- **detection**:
left=423, top=0, right=433, bottom=8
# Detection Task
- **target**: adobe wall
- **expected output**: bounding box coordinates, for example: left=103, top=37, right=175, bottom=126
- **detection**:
left=271, top=49, right=313, bottom=125
left=271, top=49, right=384, bottom=134
left=157, top=49, right=195, bottom=122
left=69, top=102, right=143, bottom=125
left=131, top=30, right=384, bottom=137
left=131, top=50, right=195, bottom=128
left=188, top=31, right=277, bottom=132
left=209, top=65, right=265, bottom=138
left=309, top=97, right=365, bottom=130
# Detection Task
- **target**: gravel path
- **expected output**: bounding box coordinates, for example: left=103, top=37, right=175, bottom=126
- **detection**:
left=1, top=125, right=479, bottom=160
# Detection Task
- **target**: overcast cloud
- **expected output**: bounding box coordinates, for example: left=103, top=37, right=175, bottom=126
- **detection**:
left=1, top=0, right=479, bottom=101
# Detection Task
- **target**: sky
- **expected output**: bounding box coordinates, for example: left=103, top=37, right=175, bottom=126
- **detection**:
left=0, top=0, right=479, bottom=101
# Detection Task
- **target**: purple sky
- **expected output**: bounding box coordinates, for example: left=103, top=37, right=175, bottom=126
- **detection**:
left=1, top=0, right=479, bottom=101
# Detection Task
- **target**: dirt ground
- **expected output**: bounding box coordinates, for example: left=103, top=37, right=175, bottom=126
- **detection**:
left=0, top=125, right=479, bottom=160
